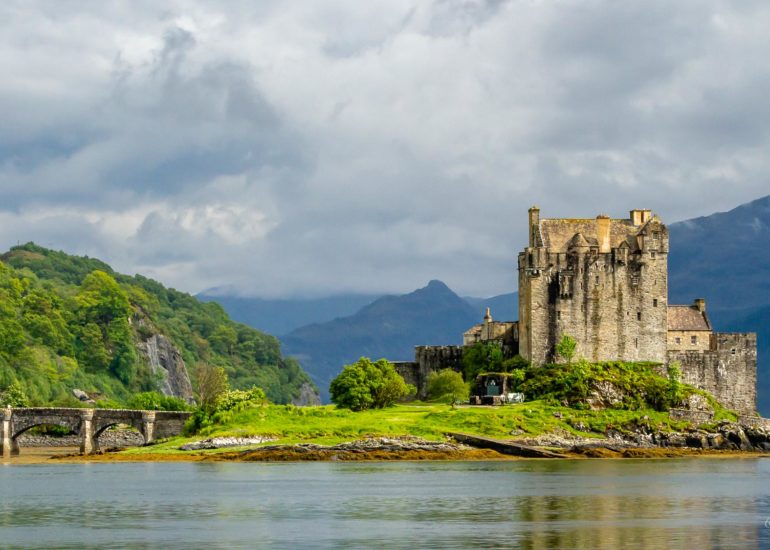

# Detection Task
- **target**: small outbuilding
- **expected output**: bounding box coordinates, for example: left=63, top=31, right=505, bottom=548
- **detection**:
left=469, top=373, right=524, bottom=406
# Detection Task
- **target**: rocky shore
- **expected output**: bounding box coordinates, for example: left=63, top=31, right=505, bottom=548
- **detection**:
left=203, top=436, right=501, bottom=461
left=511, top=420, right=770, bottom=457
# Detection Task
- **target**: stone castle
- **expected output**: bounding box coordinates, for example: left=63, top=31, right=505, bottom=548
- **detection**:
left=395, top=207, right=757, bottom=415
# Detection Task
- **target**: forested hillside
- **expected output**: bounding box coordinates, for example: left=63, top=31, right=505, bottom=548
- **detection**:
left=0, top=243, right=317, bottom=406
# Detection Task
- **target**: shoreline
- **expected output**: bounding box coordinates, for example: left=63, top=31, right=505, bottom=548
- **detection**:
left=6, top=442, right=769, bottom=464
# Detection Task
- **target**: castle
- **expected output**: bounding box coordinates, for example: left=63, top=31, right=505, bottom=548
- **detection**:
left=395, top=207, right=757, bottom=415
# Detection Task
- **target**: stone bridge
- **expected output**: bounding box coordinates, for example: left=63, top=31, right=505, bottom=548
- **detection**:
left=1, top=407, right=191, bottom=456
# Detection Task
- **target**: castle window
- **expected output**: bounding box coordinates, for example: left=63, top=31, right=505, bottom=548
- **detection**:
left=691, top=335, right=697, bottom=345
left=651, top=252, right=656, bottom=259
left=675, top=337, right=681, bottom=344
left=635, top=338, right=638, bottom=348
left=595, top=276, right=600, bottom=286
left=653, top=299, right=658, bottom=307
left=731, top=348, right=736, bottom=355
left=637, top=312, right=642, bottom=321
left=557, top=311, right=561, bottom=320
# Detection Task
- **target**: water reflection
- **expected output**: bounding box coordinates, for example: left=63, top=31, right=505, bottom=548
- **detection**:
left=0, top=459, right=768, bottom=549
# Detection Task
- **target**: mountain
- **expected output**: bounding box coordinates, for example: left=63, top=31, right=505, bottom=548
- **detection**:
left=669, top=195, right=770, bottom=310
left=465, top=292, right=518, bottom=320
left=281, top=280, right=479, bottom=401
left=668, top=195, right=770, bottom=415
left=0, top=243, right=317, bottom=407
left=197, top=292, right=382, bottom=336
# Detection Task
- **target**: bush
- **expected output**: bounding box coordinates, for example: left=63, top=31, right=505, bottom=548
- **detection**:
left=462, top=343, right=504, bottom=381
left=330, top=357, right=415, bottom=411
left=426, top=369, right=469, bottom=405
left=555, top=335, right=577, bottom=365
left=127, top=391, right=190, bottom=411
left=0, top=381, right=30, bottom=407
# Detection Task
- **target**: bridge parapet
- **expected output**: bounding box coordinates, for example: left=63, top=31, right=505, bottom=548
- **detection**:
left=1, top=407, right=192, bottom=457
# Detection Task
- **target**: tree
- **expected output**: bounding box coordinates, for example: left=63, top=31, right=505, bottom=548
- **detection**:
left=0, top=381, right=30, bottom=407
left=556, top=335, right=577, bottom=365
left=462, top=342, right=504, bottom=381
left=330, top=357, right=414, bottom=411
left=426, top=369, right=469, bottom=406
left=196, top=364, right=229, bottom=412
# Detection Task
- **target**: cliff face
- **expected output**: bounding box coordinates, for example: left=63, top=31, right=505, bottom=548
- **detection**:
left=137, top=334, right=194, bottom=403
left=291, top=382, right=322, bottom=406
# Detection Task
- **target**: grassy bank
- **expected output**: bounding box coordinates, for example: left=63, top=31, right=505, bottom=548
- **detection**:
left=117, top=400, right=694, bottom=456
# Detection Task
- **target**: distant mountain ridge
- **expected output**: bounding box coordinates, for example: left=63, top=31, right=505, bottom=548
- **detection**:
left=281, top=280, right=480, bottom=401
left=197, top=292, right=382, bottom=336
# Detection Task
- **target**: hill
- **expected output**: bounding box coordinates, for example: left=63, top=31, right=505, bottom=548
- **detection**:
left=668, top=195, right=770, bottom=415
left=197, top=292, right=382, bottom=336
left=0, top=243, right=318, bottom=407
left=281, top=280, right=479, bottom=401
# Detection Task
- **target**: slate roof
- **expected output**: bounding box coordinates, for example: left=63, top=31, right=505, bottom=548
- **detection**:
left=667, top=306, right=712, bottom=331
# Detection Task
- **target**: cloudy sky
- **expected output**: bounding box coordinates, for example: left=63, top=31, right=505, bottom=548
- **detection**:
left=2, top=1, right=769, bottom=298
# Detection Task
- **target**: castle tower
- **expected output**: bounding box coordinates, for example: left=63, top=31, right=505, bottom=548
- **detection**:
left=518, top=208, right=669, bottom=365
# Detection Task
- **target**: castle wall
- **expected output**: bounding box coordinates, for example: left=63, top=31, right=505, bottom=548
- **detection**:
left=667, top=330, right=710, bottom=352
left=520, top=248, right=668, bottom=365
left=668, top=332, right=757, bottom=416
left=394, top=346, right=464, bottom=400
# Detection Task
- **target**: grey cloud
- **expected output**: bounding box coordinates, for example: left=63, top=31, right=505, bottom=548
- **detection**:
left=2, top=1, right=770, bottom=298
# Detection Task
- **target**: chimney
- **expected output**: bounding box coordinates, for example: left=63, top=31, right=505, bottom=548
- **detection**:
left=528, top=206, right=540, bottom=247
left=596, top=215, right=611, bottom=253
left=630, top=209, right=652, bottom=226
left=694, top=298, right=706, bottom=313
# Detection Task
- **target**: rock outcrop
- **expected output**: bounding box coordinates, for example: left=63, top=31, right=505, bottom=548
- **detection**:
left=291, top=382, right=322, bottom=406
left=137, top=334, right=194, bottom=403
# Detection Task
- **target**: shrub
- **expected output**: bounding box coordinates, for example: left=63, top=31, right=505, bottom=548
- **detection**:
left=127, top=391, right=190, bottom=411
left=330, top=357, right=415, bottom=411
left=0, top=381, right=29, bottom=407
left=555, top=335, right=577, bottom=365
left=426, top=369, right=469, bottom=405
left=462, top=343, right=504, bottom=381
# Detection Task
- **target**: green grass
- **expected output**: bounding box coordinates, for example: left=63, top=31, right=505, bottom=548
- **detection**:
left=126, top=401, right=694, bottom=455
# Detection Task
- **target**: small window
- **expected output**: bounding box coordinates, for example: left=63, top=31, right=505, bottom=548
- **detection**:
left=731, top=348, right=736, bottom=355
left=637, top=312, right=642, bottom=321
left=651, top=252, right=656, bottom=259
left=635, top=338, right=638, bottom=348
left=691, top=335, right=697, bottom=345
left=595, top=276, right=600, bottom=285
left=653, top=299, right=658, bottom=307
left=675, top=337, right=681, bottom=344
left=557, top=311, right=561, bottom=320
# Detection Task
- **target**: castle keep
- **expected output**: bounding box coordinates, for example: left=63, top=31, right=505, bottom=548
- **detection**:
left=395, top=207, right=757, bottom=415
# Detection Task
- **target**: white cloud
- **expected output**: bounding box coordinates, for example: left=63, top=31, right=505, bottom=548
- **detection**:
left=2, top=0, right=770, bottom=298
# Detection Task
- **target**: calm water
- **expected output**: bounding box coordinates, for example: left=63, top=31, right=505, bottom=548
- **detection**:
left=1, top=458, right=769, bottom=549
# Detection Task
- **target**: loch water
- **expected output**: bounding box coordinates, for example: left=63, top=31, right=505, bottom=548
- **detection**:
left=1, top=458, right=769, bottom=549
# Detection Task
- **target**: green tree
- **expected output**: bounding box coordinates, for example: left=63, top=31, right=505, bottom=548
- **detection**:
left=426, top=369, right=469, bottom=406
left=330, top=357, right=414, bottom=411
left=76, top=322, right=110, bottom=371
left=196, top=363, right=229, bottom=412
left=462, top=342, right=504, bottom=381
left=0, top=381, right=30, bottom=407
left=555, top=335, right=577, bottom=365
left=77, top=271, right=131, bottom=325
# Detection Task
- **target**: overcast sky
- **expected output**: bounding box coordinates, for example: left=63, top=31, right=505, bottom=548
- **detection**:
left=2, top=1, right=769, bottom=298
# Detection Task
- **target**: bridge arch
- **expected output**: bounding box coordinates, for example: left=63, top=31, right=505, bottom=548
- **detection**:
left=2, top=408, right=191, bottom=457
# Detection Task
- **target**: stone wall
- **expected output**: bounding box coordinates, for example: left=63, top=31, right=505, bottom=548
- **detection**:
left=519, top=245, right=668, bottom=365
left=668, top=330, right=710, bottom=352
left=393, top=346, right=464, bottom=400
left=668, top=332, right=757, bottom=415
